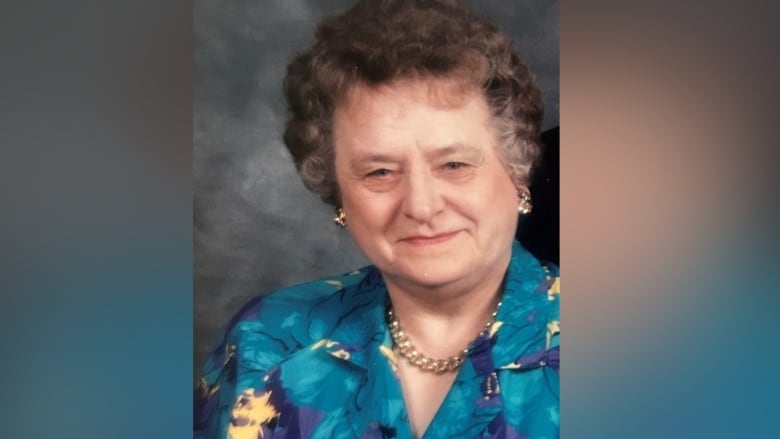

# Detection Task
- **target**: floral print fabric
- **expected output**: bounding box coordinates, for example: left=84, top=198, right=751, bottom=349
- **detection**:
left=195, top=241, right=559, bottom=438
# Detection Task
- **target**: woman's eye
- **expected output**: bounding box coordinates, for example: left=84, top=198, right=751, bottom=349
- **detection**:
left=367, top=168, right=392, bottom=177
left=444, top=162, right=465, bottom=170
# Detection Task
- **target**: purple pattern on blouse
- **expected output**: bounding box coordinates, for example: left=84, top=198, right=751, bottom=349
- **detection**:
left=265, top=367, right=326, bottom=438
left=487, top=413, right=528, bottom=439
left=193, top=386, right=219, bottom=430
left=513, top=346, right=559, bottom=371
left=470, top=332, right=497, bottom=376
left=535, top=277, right=555, bottom=294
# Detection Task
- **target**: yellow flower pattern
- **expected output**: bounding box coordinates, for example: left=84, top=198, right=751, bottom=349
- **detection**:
left=227, top=388, right=279, bottom=439
left=325, top=280, right=343, bottom=288
left=546, top=320, right=560, bottom=350
left=547, top=277, right=560, bottom=301
left=379, top=345, right=398, bottom=372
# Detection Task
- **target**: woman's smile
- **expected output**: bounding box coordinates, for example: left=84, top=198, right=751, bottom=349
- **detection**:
left=399, top=230, right=461, bottom=246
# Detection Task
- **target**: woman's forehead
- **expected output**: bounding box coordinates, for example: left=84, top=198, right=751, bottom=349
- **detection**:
left=337, top=78, right=481, bottom=114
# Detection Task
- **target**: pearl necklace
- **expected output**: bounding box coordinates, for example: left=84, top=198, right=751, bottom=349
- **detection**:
left=386, top=299, right=502, bottom=374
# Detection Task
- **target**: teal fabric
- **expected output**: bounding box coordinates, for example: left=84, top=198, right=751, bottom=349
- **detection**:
left=195, top=241, right=560, bottom=438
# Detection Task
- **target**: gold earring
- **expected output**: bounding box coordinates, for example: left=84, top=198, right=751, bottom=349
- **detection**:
left=518, top=192, right=533, bottom=215
left=333, top=207, right=347, bottom=228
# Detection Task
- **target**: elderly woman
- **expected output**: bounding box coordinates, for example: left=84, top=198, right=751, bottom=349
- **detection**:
left=195, top=0, right=559, bottom=438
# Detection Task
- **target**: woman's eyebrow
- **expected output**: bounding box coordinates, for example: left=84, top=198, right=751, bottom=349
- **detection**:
left=348, top=144, right=485, bottom=165
left=348, top=152, right=403, bottom=171
left=426, top=143, right=485, bottom=160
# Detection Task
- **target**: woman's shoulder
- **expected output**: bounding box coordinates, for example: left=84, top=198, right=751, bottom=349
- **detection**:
left=505, top=242, right=560, bottom=349
left=195, top=265, right=384, bottom=434
left=509, top=241, right=560, bottom=304
left=214, top=265, right=381, bottom=362
left=262, top=265, right=377, bottom=308
left=256, top=265, right=380, bottom=331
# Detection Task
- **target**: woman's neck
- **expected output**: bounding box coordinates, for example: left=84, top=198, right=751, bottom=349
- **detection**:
left=383, top=265, right=507, bottom=359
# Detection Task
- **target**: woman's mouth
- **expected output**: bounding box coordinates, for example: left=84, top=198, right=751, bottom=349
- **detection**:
left=400, top=230, right=460, bottom=246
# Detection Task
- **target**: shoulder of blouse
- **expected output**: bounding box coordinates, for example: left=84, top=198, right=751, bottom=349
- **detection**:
left=206, top=265, right=381, bottom=371
left=194, top=265, right=381, bottom=434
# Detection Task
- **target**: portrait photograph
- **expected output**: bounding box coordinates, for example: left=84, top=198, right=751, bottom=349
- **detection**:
left=194, top=1, right=559, bottom=437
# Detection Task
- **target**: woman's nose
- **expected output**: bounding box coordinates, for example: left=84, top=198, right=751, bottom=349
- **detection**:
left=401, top=170, right=445, bottom=223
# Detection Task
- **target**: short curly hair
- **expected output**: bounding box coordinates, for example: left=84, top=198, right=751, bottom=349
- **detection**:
left=283, top=0, right=543, bottom=205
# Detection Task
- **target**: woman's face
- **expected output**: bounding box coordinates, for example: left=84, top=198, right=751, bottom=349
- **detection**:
left=333, top=79, right=520, bottom=292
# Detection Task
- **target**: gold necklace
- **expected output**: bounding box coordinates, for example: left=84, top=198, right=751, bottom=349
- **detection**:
left=386, top=299, right=502, bottom=374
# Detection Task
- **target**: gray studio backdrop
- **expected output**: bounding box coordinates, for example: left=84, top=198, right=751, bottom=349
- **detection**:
left=194, top=0, right=559, bottom=374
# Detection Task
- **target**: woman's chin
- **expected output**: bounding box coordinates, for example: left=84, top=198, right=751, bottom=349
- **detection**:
left=383, top=262, right=472, bottom=290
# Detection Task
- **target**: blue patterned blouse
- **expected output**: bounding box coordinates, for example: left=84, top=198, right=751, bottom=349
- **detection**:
left=195, top=241, right=560, bottom=438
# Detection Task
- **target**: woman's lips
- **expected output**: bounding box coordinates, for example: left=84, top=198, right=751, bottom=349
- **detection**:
left=400, top=230, right=460, bottom=246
